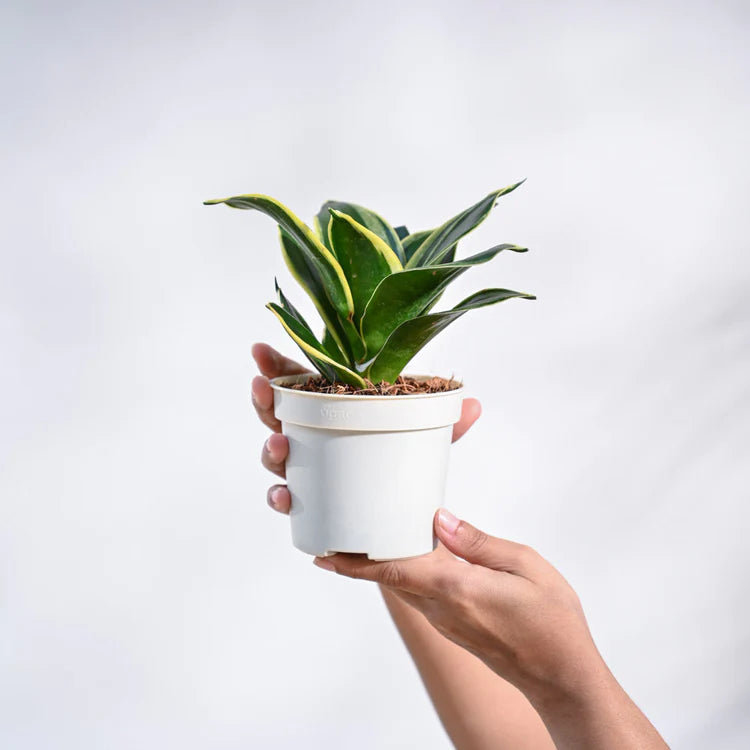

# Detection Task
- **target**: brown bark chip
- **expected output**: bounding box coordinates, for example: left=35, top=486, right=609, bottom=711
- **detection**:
left=287, top=375, right=461, bottom=396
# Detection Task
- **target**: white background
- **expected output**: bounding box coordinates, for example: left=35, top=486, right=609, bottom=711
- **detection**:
left=2, top=1, right=749, bottom=747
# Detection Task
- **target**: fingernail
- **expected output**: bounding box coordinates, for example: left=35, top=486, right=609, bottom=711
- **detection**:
left=264, top=437, right=272, bottom=454
left=313, top=557, right=336, bottom=572
left=438, top=508, right=461, bottom=536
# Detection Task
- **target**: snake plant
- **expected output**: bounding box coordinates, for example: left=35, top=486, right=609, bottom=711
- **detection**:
left=204, top=183, right=534, bottom=387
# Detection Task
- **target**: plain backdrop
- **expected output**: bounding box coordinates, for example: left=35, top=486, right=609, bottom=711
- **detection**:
left=2, top=1, right=749, bottom=747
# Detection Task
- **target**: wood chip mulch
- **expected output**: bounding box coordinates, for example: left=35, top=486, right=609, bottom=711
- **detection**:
left=288, top=375, right=461, bottom=396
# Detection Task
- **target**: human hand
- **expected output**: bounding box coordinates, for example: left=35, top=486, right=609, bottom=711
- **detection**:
left=251, top=342, right=601, bottom=699
left=312, top=511, right=602, bottom=700
left=250, top=342, right=483, bottom=514
left=312, top=512, right=668, bottom=749
left=250, top=343, right=668, bottom=748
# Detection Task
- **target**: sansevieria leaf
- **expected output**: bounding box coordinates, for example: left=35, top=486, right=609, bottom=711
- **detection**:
left=403, top=231, right=457, bottom=267
left=328, top=209, right=402, bottom=331
left=204, top=194, right=355, bottom=321
left=401, top=229, right=432, bottom=262
left=405, top=182, right=525, bottom=268
left=360, top=244, right=527, bottom=357
left=272, top=282, right=336, bottom=382
left=365, top=288, right=535, bottom=383
left=206, top=181, right=534, bottom=386
left=321, top=327, right=348, bottom=365
left=439, top=244, right=457, bottom=265
left=278, top=229, right=364, bottom=363
left=267, top=303, right=367, bottom=388
left=316, top=200, right=406, bottom=265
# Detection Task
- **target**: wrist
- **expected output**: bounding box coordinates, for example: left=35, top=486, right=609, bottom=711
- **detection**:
left=523, top=651, right=616, bottom=714
left=522, top=653, right=619, bottom=735
left=523, top=657, right=667, bottom=750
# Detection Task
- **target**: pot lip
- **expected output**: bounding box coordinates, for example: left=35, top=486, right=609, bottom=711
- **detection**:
left=270, top=373, right=464, bottom=401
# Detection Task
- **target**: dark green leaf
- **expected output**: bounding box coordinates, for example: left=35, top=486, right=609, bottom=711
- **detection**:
left=316, top=200, right=406, bottom=265
left=273, top=282, right=335, bottom=382
left=360, top=244, right=527, bottom=357
left=328, top=209, right=402, bottom=331
left=267, top=303, right=367, bottom=387
left=204, top=193, right=355, bottom=320
left=365, top=288, right=535, bottom=383
left=394, top=225, right=409, bottom=240
left=405, top=181, right=525, bottom=268
left=401, top=230, right=432, bottom=262
left=321, top=327, right=348, bottom=365
left=440, top=244, right=457, bottom=264
left=278, top=229, right=364, bottom=363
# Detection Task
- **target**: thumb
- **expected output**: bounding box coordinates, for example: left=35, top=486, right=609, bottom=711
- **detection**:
left=435, top=508, right=540, bottom=578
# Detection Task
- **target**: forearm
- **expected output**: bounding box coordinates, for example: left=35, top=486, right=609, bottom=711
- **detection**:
left=523, top=658, right=670, bottom=750
left=380, top=586, right=555, bottom=750
left=383, top=583, right=668, bottom=750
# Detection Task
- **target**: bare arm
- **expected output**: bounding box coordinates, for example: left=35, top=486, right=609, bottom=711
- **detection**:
left=380, top=585, right=555, bottom=749
left=251, top=342, right=553, bottom=749
left=316, top=514, right=670, bottom=750
left=251, top=343, right=668, bottom=749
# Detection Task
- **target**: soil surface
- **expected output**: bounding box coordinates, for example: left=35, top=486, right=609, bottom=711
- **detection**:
left=287, top=375, right=461, bottom=396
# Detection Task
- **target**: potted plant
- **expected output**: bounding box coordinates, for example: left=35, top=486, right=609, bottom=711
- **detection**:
left=204, top=183, right=534, bottom=559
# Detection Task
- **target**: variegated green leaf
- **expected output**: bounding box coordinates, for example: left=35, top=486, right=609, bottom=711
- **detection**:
left=440, top=244, right=457, bottom=264
left=204, top=194, right=354, bottom=320
left=273, top=282, right=336, bottom=382
left=321, top=327, right=348, bottom=365
left=365, top=288, right=535, bottom=383
left=403, top=231, right=456, bottom=269
left=405, top=181, right=525, bottom=268
left=328, top=209, right=402, bottom=332
left=394, top=225, right=409, bottom=240
left=316, top=200, right=406, bottom=265
left=267, top=303, right=367, bottom=388
left=278, top=229, right=364, bottom=364
left=360, top=244, right=527, bottom=357
left=401, top=229, right=432, bottom=262
left=419, top=244, right=456, bottom=314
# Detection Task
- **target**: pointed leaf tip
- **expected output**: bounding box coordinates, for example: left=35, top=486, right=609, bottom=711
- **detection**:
left=406, top=183, right=527, bottom=268
left=365, top=286, right=535, bottom=382
left=316, top=200, right=406, bottom=266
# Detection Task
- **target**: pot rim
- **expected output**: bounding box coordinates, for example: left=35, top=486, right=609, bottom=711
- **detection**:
left=270, top=372, right=464, bottom=401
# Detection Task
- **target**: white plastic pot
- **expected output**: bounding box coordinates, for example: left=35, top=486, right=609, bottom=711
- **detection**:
left=271, top=373, right=464, bottom=560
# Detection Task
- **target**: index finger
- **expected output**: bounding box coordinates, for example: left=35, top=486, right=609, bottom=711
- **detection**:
left=313, top=546, right=461, bottom=599
left=252, top=343, right=309, bottom=379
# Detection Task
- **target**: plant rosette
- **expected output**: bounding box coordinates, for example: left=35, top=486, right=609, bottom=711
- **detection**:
left=205, top=184, right=533, bottom=559
left=271, top=373, right=464, bottom=559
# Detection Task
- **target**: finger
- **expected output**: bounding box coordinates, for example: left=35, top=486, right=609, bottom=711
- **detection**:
left=452, top=398, right=481, bottom=443
left=434, top=509, right=543, bottom=579
left=267, top=484, right=291, bottom=514
left=312, top=550, right=460, bottom=599
left=252, top=342, right=309, bottom=379
left=261, top=433, right=288, bottom=478
left=252, top=375, right=282, bottom=432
